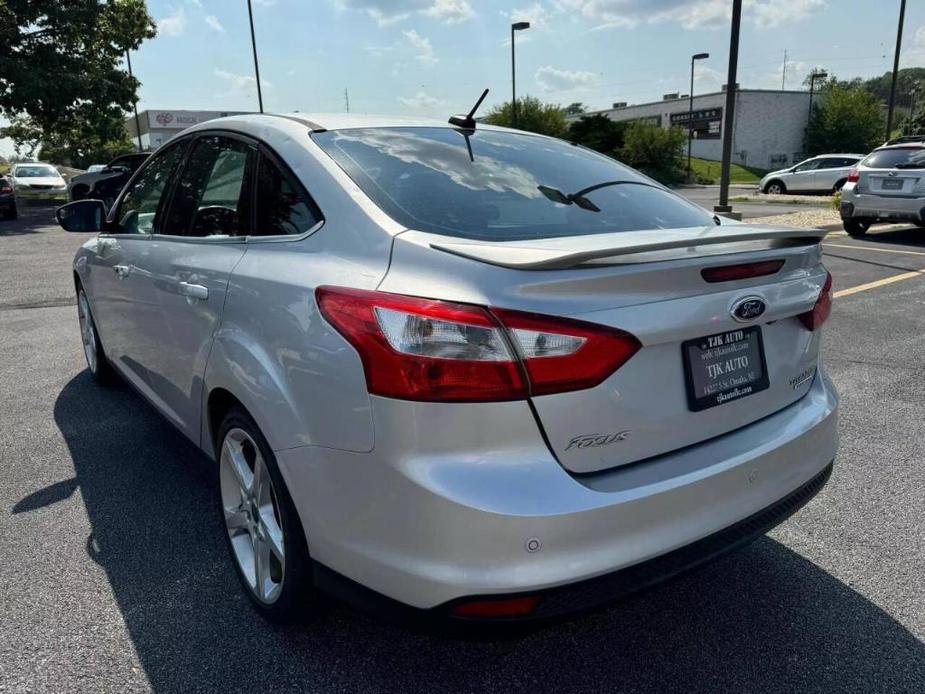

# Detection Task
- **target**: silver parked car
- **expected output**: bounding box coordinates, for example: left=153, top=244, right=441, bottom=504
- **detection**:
left=55, top=114, right=838, bottom=625
left=759, top=153, right=864, bottom=195
left=840, top=139, right=925, bottom=236
left=10, top=162, right=69, bottom=202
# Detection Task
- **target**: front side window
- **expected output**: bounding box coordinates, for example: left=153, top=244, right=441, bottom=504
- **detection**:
left=114, top=140, right=188, bottom=235
left=253, top=155, right=322, bottom=236
left=163, top=136, right=253, bottom=237
left=793, top=159, right=820, bottom=172
left=312, top=127, right=713, bottom=241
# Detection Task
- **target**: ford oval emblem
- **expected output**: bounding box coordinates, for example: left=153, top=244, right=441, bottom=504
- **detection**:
left=731, top=296, right=766, bottom=322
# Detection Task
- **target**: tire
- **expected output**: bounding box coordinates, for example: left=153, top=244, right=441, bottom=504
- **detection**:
left=76, top=286, right=117, bottom=384
left=843, top=219, right=871, bottom=237
left=832, top=179, right=847, bottom=194
left=764, top=180, right=786, bottom=195
left=216, top=407, right=320, bottom=622
left=9, top=204, right=16, bottom=220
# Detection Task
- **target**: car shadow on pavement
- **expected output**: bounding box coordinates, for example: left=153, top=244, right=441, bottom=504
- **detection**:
left=0, top=205, right=60, bottom=235
left=49, top=371, right=925, bottom=693
left=861, top=226, right=925, bottom=248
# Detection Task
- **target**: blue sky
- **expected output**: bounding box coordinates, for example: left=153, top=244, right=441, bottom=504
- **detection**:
left=4, top=0, right=925, bottom=157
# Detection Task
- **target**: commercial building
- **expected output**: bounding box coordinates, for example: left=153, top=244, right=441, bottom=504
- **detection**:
left=125, top=109, right=251, bottom=150
left=572, top=88, right=815, bottom=171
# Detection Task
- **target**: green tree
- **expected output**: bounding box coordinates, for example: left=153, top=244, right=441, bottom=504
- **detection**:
left=0, top=1, right=155, bottom=162
left=619, top=122, right=687, bottom=184
left=564, top=102, right=587, bottom=116
left=806, top=81, right=883, bottom=155
left=484, top=96, right=568, bottom=138
left=567, top=114, right=626, bottom=156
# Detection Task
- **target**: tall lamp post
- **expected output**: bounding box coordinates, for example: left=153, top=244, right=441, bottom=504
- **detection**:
left=807, top=70, right=828, bottom=152
left=247, top=0, right=264, bottom=113
left=687, top=52, right=710, bottom=180
left=715, top=0, right=742, bottom=218
left=511, top=21, right=530, bottom=128
left=886, top=0, right=907, bottom=140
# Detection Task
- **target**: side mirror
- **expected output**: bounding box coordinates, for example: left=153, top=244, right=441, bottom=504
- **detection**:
left=56, top=199, right=106, bottom=232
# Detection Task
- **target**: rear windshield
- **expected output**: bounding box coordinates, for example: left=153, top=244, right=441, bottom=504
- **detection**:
left=312, top=127, right=713, bottom=241
left=14, top=165, right=59, bottom=178
left=862, top=147, right=925, bottom=169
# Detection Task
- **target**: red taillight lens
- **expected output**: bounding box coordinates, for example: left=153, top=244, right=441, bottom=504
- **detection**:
left=847, top=167, right=859, bottom=183
left=491, top=308, right=641, bottom=396
left=316, top=287, right=641, bottom=402
left=701, top=259, right=785, bottom=283
left=450, top=596, right=540, bottom=618
left=798, top=272, right=833, bottom=331
left=316, top=287, right=526, bottom=402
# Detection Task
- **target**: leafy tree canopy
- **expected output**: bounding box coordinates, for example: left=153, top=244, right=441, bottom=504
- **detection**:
left=483, top=96, right=569, bottom=138
left=806, top=79, right=883, bottom=156
left=619, top=122, right=687, bottom=185
left=568, top=114, right=626, bottom=156
left=564, top=102, right=586, bottom=116
left=0, top=0, right=155, bottom=163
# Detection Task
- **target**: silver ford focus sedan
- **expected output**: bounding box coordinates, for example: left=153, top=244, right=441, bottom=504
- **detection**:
left=56, top=114, right=838, bottom=626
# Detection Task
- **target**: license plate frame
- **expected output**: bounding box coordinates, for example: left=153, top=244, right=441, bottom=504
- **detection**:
left=881, top=178, right=904, bottom=190
left=681, top=326, right=770, bottom=412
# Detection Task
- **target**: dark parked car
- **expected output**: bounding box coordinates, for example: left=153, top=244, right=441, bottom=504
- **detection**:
left=68, top=152, right=150, bottom=208
left=0, top=175, right=16, bottom=220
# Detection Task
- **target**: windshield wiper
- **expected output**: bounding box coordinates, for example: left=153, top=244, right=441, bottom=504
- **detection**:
left=537, top=180, right=632, bottom=213
left=893, top=163, right=925, bottom=169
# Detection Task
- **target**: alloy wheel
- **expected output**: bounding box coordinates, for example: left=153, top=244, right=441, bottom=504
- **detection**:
left=77, top=291, right=98, bottom=374
left=219, top=428, right=286, bottom=604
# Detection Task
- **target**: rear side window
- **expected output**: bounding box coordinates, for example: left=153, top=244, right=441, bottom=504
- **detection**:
left=163, top=135, right=254, bottom=237
left=253, top=154, right=322, bottom=236
left=312, top=127, right=713, bottom=241
left=862, top=148, right=925, bottom=169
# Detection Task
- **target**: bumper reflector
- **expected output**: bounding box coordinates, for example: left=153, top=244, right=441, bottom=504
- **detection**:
left=450, top=596, right=540, bottom=618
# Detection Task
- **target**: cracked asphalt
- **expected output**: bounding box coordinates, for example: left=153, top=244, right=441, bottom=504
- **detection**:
left=1, top=205, right=923, bottom=693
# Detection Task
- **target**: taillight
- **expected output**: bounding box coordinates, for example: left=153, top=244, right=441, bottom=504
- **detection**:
left=847, top=168, right=859, bottom=183
left=491, top=308, right=640, bottom=396
left=798, top=272, right=832, bottom=331
left=701, top=259, right=785, bottom=283
left=316, top=287, right=641, bottom=402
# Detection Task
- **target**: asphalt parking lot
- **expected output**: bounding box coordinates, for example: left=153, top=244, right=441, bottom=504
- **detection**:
left=1, top=204, right=923, bottom=693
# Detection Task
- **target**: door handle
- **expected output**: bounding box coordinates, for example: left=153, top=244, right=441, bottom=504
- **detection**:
left=178, top=281, right=209, bottom=300
left=113, top=264, right=130, bottom=279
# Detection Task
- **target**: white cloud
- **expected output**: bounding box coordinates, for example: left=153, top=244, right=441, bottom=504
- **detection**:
left=422, top=0, right=474, bottom=23
left=215, top=68, right=271, bottom=97
left=403, top=29, right=437, bottom=64
left=555, top=0, right=825, bottom=31
left=510, top=3, right=550, bottom=30
left=187, top=0, right=202, bottom=7
left=535, top=65, right=599, bottom=92
left=338, top=0, right=472, bottom=25
left=398, top=91, right=444, bottom=108
left=158, top=8, right=187, bottom=37
left=253, top=0, right=277, bottom=6
left=204, top=15, right=225, bottom=32
left=901, top=25, right=925, bottom=68
left=693, top=62, right=724, bottom=88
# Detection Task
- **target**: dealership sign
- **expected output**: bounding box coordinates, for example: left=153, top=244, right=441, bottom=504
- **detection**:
left=147, top=110, right=242, bottom=130
left=670, top=107, right=722, bottom=139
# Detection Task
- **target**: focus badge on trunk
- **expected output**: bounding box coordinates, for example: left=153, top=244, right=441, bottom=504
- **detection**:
left=731, top=296, right=766, bottom=322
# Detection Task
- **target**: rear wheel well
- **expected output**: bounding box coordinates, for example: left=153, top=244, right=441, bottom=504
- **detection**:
left=207, top=388, right=246, bottom=456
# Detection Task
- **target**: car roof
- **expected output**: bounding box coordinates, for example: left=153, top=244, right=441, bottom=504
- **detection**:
left=183, top=112, right=517, bottom=135
left=12, top=162, right=58, bottom=170
left=813, top=153, right=865, bottom=158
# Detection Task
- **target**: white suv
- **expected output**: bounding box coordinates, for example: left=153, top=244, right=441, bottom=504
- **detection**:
left=759, top=154, right=864, bottom=195
left=839, top=141, right=925, bottom=236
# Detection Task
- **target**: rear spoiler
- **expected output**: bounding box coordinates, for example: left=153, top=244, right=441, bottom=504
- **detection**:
left=430, top=224, right=827, bottom=270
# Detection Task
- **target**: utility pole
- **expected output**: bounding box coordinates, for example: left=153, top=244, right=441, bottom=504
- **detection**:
left=714, top=0, right=742, bottom=218
left=246, top=0, right=264, bottom=113
left=344, top=88, right=350, bottom=113
left=125, top=50, right=144, bottom=152
left=781, top=48, right=788, bottom=90
left=885, top=0, right=906, bottom=140
left=807, top=70, right=828, bottom=152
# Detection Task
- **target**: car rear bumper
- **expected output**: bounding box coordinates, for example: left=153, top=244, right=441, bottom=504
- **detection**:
left=276, top=365, right=838, bottom=614
left=840, top=187, right=925, bottom=222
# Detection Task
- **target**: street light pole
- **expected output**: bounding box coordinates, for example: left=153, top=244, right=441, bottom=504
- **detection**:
left=807, top=70, right=828, bottom=153
left=715, top=0, right=742, bottom=217
left=886, top=0, right=907, bottom=140
left=125, top=50, right=144, bottom=153
left=687, top=52, right=709, bottom=181
left=247, top=0, right=264, bottom=114
left=511, top=21, right=530, bottom=128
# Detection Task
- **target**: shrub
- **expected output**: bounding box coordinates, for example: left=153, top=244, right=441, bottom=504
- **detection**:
left=619, top=122, right=687, bottom=184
